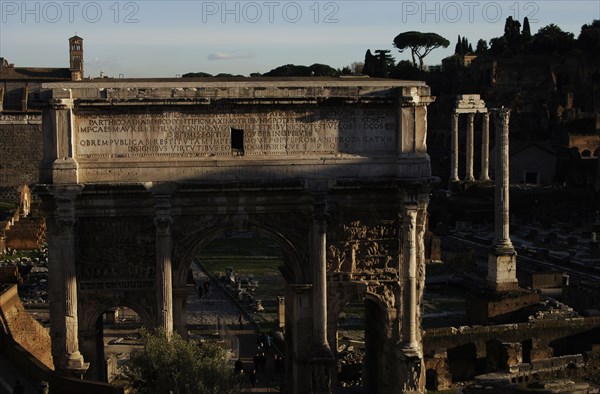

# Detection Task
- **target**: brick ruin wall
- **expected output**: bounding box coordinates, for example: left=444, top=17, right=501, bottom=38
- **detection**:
left=0, top=123, right=42, bottom=202
left=0, top=284, right=54, bottom=369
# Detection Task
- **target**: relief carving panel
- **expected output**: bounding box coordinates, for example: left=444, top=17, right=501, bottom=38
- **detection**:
left=327, top=214, right=399, bottom=274
left=77, top=217, right=155, bottom=290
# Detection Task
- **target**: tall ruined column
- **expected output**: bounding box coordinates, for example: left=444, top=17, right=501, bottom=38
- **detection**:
left=401, top=204, right=419, bottom=353
left=155, top=196, right=173, bottom=338
left=310, top=195, right=333, bottom=394
left=488, top=109, right=518, bottom=291
left=480, top=112, right=491, bottom=181
left=465, top=113, right=475, bottom=181
left=450, top=112, right=459, bottom=182
left=47, top=187, right=89, bottom=377
left=396, top=203, right=425, bottom=394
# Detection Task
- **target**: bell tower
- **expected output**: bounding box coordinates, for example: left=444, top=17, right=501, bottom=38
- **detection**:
left=69, top=35, right=83, bottom=81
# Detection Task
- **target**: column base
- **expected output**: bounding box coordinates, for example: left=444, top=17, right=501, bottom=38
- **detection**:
left=466, top=287, right=540, bottom=325
left=310, top=344, right=334, bottom=394
left=52, top=158, right=79, bottom=184
left=396, top=344, right=425, bottom=394
left=61, top=351, right=90, bottom=378
left=487, top=247, right=518, bottom=291
left=396, top=342, right=422, bottom=359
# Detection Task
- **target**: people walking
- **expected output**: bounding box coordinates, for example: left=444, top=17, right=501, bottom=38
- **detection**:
left=249, top=369, right=258, bottom=388
left=234, top=358, right=243, bottom=374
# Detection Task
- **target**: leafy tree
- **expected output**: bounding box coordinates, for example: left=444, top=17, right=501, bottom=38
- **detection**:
left=393, top=31, right=450, bottom=71
left=339, top=66, right=352, bottom=75
left=389, top=60, right=421, bottom=79
left=263, top=64, right=311, bottom=77
left=522, top=17, right=532, bottom=41
left=122, top=329, right=240, bottom=394
left=504, top=16, right=521, bottom=42
left=350, top=61, right=364, bottom=75
left=374, top=49, right=396, bottom=77
left=362, top=49, right=395, bottom=77
left=182, top=72, right=213, bottom=78
left=363, top=49, right=376, bottom=77
left=475, top=39, right=488, bottom=54
left=531, top=24, right=576, bottom=55
left=308, top=63, right=338, bottom=77
left=578, top=20, right=600, bottom=53
left=455, top=35, right=462, bottom=55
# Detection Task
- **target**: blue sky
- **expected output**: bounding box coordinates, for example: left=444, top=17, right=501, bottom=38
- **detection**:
left=0, top=0, right=599, bottom=77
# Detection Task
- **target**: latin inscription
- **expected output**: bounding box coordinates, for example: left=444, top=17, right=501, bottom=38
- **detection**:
left=80, top=280, right=154, bottom=290
left=74, top=109, right=396, bottom=159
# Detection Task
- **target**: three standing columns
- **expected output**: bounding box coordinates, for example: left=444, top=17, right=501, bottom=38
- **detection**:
left=310, top=194, right=334, bottom=394
left=450, top=95, right=490, bottom=182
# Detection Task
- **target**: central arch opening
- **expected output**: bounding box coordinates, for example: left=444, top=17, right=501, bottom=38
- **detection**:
left=185, top=231, right=288, bottom=391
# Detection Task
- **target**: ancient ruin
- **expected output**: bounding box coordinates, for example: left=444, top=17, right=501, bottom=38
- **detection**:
left=37, top=79, right=435, bottom=393
left=450, top=94, right=489, bottom=182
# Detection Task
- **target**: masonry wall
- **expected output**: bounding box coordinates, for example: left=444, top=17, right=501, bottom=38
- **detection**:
left=0, top=284, right=53, bottom=369
left=0, top=123, right=42, bottom=201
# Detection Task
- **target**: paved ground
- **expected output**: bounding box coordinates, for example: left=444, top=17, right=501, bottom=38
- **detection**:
left=187, top=261, right=283, bottom=392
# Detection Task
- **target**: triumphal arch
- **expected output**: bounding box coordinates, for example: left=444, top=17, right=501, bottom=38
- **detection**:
left=37, top=78, right=435, bottom=393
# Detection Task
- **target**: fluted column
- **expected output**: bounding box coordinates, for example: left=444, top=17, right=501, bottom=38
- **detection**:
left=465, top=113, right=475, bottom=181
left=450, top=112, right=459, bottom=182
left=401, top=205, right=419, bottom=354
left=48, top=186, right=89, bottom=377
left=155, top=196, right=173, bottom=338
left=310, top=194, right=333, bottom=394
left=488, top=108, right=518, bottom=291
left=493, top=109, right=513, bottom=250
left=480, top=112, right=490, bottom=181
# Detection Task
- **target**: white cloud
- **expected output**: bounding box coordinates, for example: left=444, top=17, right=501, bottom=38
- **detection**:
left=207, top=51, right=257, bottom=61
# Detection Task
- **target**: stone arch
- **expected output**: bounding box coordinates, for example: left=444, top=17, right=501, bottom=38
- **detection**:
left=78, top=296, right=153, bottom=381
left=328, top=280, right=397, bottom=392
left=79, top=297, right=153, bottom=334
left=173, top=217, right=308, bottom=288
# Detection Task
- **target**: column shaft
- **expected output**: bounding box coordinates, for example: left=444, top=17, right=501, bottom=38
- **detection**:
left=312, top=208, right=328, bottom=347
left=402, top=206, right=419, bottom=353
left=494, top=110, right=513, bottom=248
left=450, top=112, right=459, bottom=181
left=466, top=113, right=475, bottom=181
left=480, top=113, right=490, bottom=181
left=155, top=197, right=173, bottom=338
